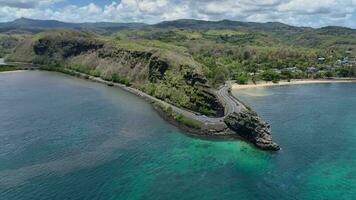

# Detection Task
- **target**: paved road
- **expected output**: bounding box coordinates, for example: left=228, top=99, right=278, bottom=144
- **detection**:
left=89, top=73, right=244, bottom=124
left=5, top=62, right=244, bottom=125
left=217, top=82, right=241, bottom=115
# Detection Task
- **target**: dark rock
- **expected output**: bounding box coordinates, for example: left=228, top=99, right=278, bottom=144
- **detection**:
left=224, top=110, right=280, bottom=151
left=148, top=56, right=169, bottom=82
left=184, top=70, right=207, bottom=86
left=195, top=89, right=225, bottom=117
left=34, top=37, right=104, bottom=60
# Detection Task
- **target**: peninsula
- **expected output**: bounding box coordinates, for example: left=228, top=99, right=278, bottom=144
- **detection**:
left=2, top=59, right=280, bottom=151
left=1, top=18, right=356, bottom=151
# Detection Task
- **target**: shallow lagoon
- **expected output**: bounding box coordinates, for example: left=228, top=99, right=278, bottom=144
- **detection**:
left=0, top=71, right=355, bottom=200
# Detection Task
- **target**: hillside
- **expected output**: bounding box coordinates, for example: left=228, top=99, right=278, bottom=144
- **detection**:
left=112, top=22, right=356, bottom=84
left=7, top=29, right=224, bottom=116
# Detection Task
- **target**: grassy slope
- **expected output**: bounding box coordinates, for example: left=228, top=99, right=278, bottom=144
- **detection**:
left=8, top=29, right=224, bottom=116
left=0, top=34, right=28, bottom=57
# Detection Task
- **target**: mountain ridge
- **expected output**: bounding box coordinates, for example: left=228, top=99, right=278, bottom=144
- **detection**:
left=0, top=18, right=354, bottom=34
left=0, top=18, right=147, bottom=33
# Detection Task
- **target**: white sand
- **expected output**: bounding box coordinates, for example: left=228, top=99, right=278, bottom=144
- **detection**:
left=232, top=79, right=356, bottom=90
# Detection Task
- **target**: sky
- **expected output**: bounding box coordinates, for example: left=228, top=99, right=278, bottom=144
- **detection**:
left=0, top=0, right=356, bottom=28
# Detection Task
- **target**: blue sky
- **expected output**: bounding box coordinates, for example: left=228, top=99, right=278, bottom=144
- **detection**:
left=0, top=0, right=355, bottom=28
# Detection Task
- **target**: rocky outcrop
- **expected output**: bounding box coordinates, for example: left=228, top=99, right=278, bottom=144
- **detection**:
left=184, top=70, right=207, bottom=86
left=34, top=37, right=104, bottom=59
left=224, top=110, right=280, bottom=151
left=195, top=90, right=225, bottom=117
left=148, top=56, right=169, bottom=82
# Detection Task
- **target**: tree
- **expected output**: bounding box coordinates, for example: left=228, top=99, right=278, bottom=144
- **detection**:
left=281, top=70, right=293, bottom=81
left=261, top=69, right=280, bottom=82
left=235, top=73, right=249, bottom=84
left=325, top=71, right=335, bottom=78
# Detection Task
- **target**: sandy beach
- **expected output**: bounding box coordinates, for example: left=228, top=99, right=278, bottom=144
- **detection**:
left=232, top=79, right=356, bottom=90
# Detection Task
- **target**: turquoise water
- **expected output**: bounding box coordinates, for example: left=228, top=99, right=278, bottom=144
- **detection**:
left=0, top=71, right=355, bottom=200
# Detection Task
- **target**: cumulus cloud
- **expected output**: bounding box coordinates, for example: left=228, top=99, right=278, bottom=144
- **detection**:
left=0, top=0, right=355, bottom=28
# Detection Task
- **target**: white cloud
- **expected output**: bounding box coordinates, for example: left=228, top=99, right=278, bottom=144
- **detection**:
left=0, top=0, right=355, bottom=28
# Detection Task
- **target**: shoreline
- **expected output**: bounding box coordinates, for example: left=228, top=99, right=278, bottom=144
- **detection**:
left=0, top=68, right=280, bottom=151
left=0, top=70, right=26, bottom=74
left=232, top=79, right=356, bottom=90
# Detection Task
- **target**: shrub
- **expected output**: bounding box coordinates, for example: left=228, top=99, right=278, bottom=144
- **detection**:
left=166, top=106, right=173, bottom=115
left=111, top=74, right=131, bottom=86
left=235, top=73, right=249, bottom=84
left=261, top=69, right=280, bottom=82
left=89, top=69, right=101, bottom=77
left=199, top=107, right=216, bottom=116
left=174, top=113, right=202, bottom=129
left=0, top=65, right=17, bottom=72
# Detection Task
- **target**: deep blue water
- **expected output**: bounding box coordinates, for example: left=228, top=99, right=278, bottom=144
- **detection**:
left=0, top=71, right=355, bottom=200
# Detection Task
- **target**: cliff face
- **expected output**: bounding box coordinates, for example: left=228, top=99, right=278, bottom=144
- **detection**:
left=8, top=30, right=224, bottom=117
left=224, top=110, right=280, bottom=151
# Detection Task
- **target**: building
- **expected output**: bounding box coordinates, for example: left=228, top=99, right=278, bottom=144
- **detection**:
left=272, top=69, right=281, bottom=74
left=0, top=58, right=6, bottom=65
left=282, top=67, right=298, bottom=73
left=307, top=67, right=318, bottom=74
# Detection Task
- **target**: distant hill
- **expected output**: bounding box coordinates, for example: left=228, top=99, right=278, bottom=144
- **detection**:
left=154, top=19, right=297, bottom=30
left=0, top=18, right=147, bottom=34
left=1, top=18, right=355, bottom=35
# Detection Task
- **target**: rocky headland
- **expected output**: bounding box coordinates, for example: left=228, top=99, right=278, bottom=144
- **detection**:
left=224, top=110, right=280, bottom=151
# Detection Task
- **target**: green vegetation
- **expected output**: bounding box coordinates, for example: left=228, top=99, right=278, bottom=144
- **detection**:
left=336, top=66, right=356, bottom=77
left=235, top=73, right=249, bottom=85
left=14, top=29, right=221, bottom=116
left=0, top=34, right=27, bottom=57
left=174, top=113, right=202, bottom=129
left=40, top=63, right=133, bottom=86
left=158, top=104, right=203, bottom=129
left=89, top=69, right=101, bottom=77
left=110, top=74, right=131, bottom=86
left=0, top=65, right=17, bottom=72
left=39, top=65, right=79, bottom=77
left=106, top=22, right=356, bottom=83
left=261, top=70, right=281, bottom=82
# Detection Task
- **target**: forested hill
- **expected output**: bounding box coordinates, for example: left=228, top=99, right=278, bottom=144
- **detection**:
left=1, top=18, right=355, bottom=36
left=0, top=18, right=147, bottom=34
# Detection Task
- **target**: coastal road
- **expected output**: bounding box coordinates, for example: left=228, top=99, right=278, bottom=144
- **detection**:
left=216, top=82, right=244, bottom=116
left=88, top=75, right=234, bottom=124
left=89, top=73, right=244, bottom=124
left=5, top=62, right=244, bottom=125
